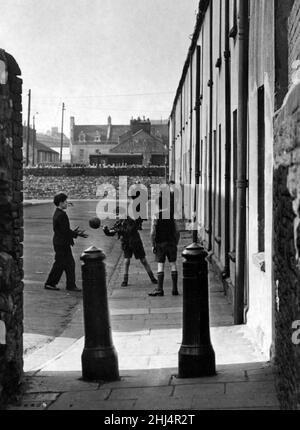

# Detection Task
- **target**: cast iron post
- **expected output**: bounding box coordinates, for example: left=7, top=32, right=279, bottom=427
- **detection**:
left=80, top=246, right=119, bottom=381
left=178, top=243, right=216, bottom=378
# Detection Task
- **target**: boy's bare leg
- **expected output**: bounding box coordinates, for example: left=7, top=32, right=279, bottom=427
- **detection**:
left=140, top=257, right=157, bottom=284
left=148, top=262, right=164, bottom=297
left=122, top=258, right=131, bottom=287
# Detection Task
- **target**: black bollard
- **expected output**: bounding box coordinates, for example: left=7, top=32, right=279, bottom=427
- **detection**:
left=80, top=246, right=119, bottom=381
left=178, top=242, right=216, bottom=378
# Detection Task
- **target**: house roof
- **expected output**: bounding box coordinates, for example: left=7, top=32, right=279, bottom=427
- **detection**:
left=111, top=129, right=167, bottom=154
left=151, top=124, right=169, bottom=139
left=73, top=125, right=130, bottom=143
left=37, top=133, right=70, bottom=148
left=73, top=123, right=168, bottom=143
left=36, top=141, right=60, bottom=154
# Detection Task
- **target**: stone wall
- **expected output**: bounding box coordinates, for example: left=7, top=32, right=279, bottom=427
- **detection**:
left=0, top=50, right=23, bottom=408
left=273, top=82, right=300, bottom=409
left=24, top=166, right=165, bottom=177
left=24, top=174, right=165, bottom=200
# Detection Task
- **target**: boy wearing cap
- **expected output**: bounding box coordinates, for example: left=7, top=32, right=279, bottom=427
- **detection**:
left=44, top=193, right=87, bottom=292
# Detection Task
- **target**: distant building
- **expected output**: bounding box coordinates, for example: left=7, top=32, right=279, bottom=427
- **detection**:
left=35, top=141, right=59, bottom=164
left=37, top=127, right=70, bottom=163
left=70, top=116, right=168, bottom=166
left=23, top=125, right=59, bottom=165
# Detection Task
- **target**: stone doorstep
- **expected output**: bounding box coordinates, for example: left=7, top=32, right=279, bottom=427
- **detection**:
left=7, top=392, right=61, bottom=410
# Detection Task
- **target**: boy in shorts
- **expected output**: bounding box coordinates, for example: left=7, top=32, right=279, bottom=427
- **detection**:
left=103, top=216, right=157, bottom=287
left=148, top=210, right=180, bottom=297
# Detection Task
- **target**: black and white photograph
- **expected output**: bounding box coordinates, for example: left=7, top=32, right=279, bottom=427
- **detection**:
left=0, top=0, right=299, bottom=415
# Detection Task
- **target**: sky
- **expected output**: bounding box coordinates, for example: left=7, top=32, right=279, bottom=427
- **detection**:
left=0, top=0, right=199, bottom=136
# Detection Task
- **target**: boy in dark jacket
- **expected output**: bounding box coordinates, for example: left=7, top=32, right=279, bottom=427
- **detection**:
left=103, top=216, right=157, bottom=287
left=44, top=193, right=87, bottom=292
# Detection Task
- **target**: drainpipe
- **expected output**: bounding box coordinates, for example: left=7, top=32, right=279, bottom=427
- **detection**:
left=189, top=54, right=194, bottom=226
left=193, top=45, right=201, bottom=244
left=180, top=94, right=183, bottom=186
left=170, top=116, right=176, bottom=182
left=224, top=0, right=231, bottom=278
left=173, top=119, right=176, bottom=182
left=234, top=0, right=249, bottom=325
left=189, top=54, right=193, bottom=186
left=207, top=1, right=213, bottom=251
left=180, top=94, right=185, bottom=220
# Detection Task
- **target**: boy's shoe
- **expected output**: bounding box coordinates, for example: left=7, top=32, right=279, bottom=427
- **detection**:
left=121, top=275, right=129, bottom=287
left=66, top=286, right=81, bottom=292
left=148, top=288, right=164, bottom=297
left=45, top=284, right=60, bottom=291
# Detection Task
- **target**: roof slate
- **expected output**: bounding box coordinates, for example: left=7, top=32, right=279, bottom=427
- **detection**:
left=35, top=141, right=60, bottom=154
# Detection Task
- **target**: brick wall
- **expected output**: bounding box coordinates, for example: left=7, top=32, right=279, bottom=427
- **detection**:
left=289, top=0, right=300, bottom=83
left=0, top=50, right=23, bottom=408
left=273, top=82, right=300, bottom=409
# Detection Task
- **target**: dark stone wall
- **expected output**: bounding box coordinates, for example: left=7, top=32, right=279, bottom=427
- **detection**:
left=23, top=166, right=165, bottom=177
left=273, top=83, right=300, bottom=410
left=24, top=174, right=165, bottom=200
left=0, top=50, right=23, bottom=408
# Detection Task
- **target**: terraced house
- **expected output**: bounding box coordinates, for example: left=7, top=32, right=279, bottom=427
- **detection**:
left=70, top=116, right=168, bottom=167
left=168, top=0, right=300, bottom=408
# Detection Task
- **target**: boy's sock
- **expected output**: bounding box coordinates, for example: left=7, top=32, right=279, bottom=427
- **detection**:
left=171, top=271, right=178, bottom=296
left=148, top=272, right=164, bottom=296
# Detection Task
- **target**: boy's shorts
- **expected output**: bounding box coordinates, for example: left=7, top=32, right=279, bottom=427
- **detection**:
left=122, top=239, right=146, bottom=260
left=155, top=242, right=177, bottom=263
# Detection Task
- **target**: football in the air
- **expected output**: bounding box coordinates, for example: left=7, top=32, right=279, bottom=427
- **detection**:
left=89, top=217, right=101, bottom=229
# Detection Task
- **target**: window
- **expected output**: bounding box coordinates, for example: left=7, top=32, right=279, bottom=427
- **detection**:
left=230, top=110, right=238, bottom=260
left=200, top=139, right=203, bottom=185
left=79, top=131, right=86, bottom=143
left=213, top=130, right=217, bottom=241
left=216, top=0, right=223, bottom=68
left=257, top=86, right=265, bottom=253
left=204, top=136, right=208, bottom=232
left=94, top=131, right=101, bottom=142
left=0, top=60, right=7, bottom=84
left=229, top=0, right=237, bottom=39
left=218, top=125, right=222, bottom=241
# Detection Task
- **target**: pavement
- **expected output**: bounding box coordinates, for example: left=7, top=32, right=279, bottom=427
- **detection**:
left=22, top=201, right=122, bottom=358
left=8, top=202, right=280, bottom=411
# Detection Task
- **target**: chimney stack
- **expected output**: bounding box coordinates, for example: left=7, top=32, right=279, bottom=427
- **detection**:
left=107, top=115, right=112, bottom=140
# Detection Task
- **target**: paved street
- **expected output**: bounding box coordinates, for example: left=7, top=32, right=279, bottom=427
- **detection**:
left=23, top=201, right=122, bottom=356
left=13, top=202, right=280, bottom=411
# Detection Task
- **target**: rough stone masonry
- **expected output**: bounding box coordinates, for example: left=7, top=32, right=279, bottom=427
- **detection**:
left=0, top=49, right=23, bottom=408
left=272, top=0, right=300, bottom=410
left=273, top=82, right=300, bottom=410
